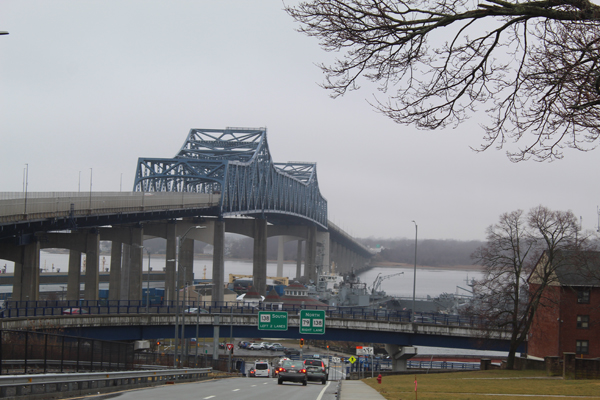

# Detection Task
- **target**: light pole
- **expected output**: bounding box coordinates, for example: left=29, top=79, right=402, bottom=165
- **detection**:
left=411, top=221, right=418, bottom=323
left=23, top=164, right=29, bottom=215
left=173, top=225, right=203, bottom=368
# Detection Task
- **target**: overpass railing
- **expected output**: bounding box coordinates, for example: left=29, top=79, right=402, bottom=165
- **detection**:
left=0, top=192, right=219, bottom=224
left=1, top=300, right=489, bottom=328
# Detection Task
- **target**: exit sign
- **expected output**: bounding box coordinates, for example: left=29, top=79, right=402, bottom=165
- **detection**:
left=258, top=311, right=288, bottom=331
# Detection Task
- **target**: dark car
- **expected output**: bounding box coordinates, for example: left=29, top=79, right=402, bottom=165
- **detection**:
left=283, top=347, right=300, bottom=356
left=304, top=359, right=328, bottom=382
left=305, top=365, right=327, bottom=384
left=277, top=360, right=307, bottom=385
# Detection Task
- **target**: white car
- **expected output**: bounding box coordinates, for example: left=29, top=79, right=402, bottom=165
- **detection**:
left=259, top=342, right=271, bottom=349
left=248, top=343, right=262, bottom=350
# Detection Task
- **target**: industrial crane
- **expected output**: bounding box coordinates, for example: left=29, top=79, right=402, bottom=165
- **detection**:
left=371, top=271, right=404, bottom=294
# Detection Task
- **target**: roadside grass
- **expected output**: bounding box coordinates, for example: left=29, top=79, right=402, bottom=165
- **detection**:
left=363, top=370, right=600, bottom=399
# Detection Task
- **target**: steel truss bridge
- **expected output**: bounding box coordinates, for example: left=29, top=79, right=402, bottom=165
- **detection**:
left=133, top=127, right=327, bottom=228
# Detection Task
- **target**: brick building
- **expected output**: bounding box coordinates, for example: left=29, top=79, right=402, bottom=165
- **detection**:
left=528, top=250, right=600, bottom=358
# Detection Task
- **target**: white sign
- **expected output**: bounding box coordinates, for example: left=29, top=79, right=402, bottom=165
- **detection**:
left=331, top=357, right=341, bottom=363
left=356, top=346, right=373, bottom=356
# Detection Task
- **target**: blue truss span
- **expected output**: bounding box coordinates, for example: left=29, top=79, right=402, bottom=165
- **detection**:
left=133, top=127, right=327, bottom=228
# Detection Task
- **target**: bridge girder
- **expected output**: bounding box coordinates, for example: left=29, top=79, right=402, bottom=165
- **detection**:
left=134, top=127, right=327, bottom=228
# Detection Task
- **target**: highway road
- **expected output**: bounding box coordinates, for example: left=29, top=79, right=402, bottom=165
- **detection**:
left=93, top=376, right=339, bottom=400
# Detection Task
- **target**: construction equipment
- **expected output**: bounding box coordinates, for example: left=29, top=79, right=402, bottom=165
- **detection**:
left=371, top=272, right=404, bottom=294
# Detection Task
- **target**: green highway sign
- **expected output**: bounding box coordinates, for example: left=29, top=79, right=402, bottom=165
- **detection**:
left=258, top=311, right=288, bottom=331
left=299, top=309, right=326, bottom=334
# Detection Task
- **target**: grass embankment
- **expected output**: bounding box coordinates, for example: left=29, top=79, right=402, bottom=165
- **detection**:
left=363, top=370, right=600, bottom=399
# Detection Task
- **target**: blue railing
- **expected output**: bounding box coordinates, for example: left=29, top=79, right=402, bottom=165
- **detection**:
left=0, top=300, right=487, bottom=328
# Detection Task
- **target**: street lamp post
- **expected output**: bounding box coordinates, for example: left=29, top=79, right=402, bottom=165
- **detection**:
left=173, top=225, right=203, bottom=368
left=411, top=221, right=418, bottom=323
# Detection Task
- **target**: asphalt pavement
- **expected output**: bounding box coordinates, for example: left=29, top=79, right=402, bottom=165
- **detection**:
left=339, top=380, right=386, bottom=400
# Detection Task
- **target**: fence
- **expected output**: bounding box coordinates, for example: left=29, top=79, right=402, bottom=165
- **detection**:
left=0, top=330, right=134, bottom=375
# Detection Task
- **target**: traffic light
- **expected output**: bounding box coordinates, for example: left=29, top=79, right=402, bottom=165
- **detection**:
left=156, top=341, right=161, bottom=346
left=300, top=338, right=304, bottom=348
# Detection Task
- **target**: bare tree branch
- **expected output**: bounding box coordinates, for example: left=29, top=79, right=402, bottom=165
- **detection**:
left=286, top=0, right=600, bottom=161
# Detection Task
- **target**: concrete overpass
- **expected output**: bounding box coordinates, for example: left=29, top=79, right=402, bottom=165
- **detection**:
left=0, top=307, right=518, bottom=371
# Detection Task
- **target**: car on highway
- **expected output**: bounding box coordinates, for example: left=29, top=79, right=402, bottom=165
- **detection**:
left=238, top=341, right=250, bottom=349
left=283, top=347, right=300, bottom=356
left=277, top=359, right=307, bottom=385
left=61, top=308, right=89, bottom=315
left=305, top=365, right=327, bottom=384
left=248, top=343, right=262, bottom=350
left=184, top=307, right=209, bottom=314
left=253, top=361, right=270, bottom=377
left=270, top=343, right=285, bottom=351
left=259, top=342, right=271, bottom=349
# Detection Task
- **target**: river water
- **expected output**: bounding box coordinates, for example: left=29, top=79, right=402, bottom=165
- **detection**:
left=2, top=252, right=480, bottom=300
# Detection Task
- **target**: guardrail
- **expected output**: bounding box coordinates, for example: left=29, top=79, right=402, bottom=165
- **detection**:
left=0, top=368, right=211, bottom=398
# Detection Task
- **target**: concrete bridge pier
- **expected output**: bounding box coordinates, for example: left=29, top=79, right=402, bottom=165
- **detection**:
left=67, top=250, right=82, bottom=300
left=164, top=222, right=177, bottom=302
left=296, top=240, right=303, bottom=279
left=305, top=225, right=317, bottom=282
left=12, top=241, right=40, bottom=302
left=253, top=218, right=267, bottom=295
left=384, top=344, right=417, bottom=371
left=108, top=244, right=121, bottom=301
left=178, top=237, right=194, bottom=295
left=277, top=236, right=285, bottom=277
left=127, top=227, right=144, bottom=301
left=212, top=220, right=225, bottom=303
left=84, top=231, right=100, bottom=300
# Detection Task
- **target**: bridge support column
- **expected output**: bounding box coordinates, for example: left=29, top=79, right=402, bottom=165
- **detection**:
left=296, top=240, right=303, bottom=279
left=180, top=237, right=194, bottom=293
left=120, top=244, right=131, bottom=300
left=277, top=236, right=284, bottom=278
left=305, top=225, right=317, bottom=282
left=128, top=227, right=144, bottom=301
left=212, top=220, right=225, bottom=303
left=14, top=241, right=40, bottom=302
left=67, top=250, right=82, bottom=301
left=317, top=231, right=330, bottom=274
left=252, top=218, right=267, bottom=295
left=384, top=344, right=417, bottom=371
left=84, top=231, right=100, bottom=300
left=165, top=222, right=177, bottom=302
left=108, top=243, right=121, bottom=301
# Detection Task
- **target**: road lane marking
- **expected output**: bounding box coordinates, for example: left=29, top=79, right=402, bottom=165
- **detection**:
left=203, top=396, right=216, bottom=399
left=316, top=381, right=331, bottom=400
left=232, top=389, right=240, bottom=391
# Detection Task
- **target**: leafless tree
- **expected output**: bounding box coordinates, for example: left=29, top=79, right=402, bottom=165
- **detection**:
left=285, top=0, right=600, bottom=161
left=471, top=206, right=588, bottom=368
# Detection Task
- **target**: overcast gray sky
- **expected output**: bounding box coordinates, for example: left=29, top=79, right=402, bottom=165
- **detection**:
left=1, top=1, right=599, bottom=241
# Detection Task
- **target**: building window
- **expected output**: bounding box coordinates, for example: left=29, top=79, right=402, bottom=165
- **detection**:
left=577, top=315, right=589, bottom=329
left=577, top=289, right=590, bottom=304
left=576, top=340, right=589, bottom=355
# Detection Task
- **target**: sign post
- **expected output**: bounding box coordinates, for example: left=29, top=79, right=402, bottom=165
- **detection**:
left=299, top=310, right=326, bottom=335
left=258, top=311, right=288, bottom=331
